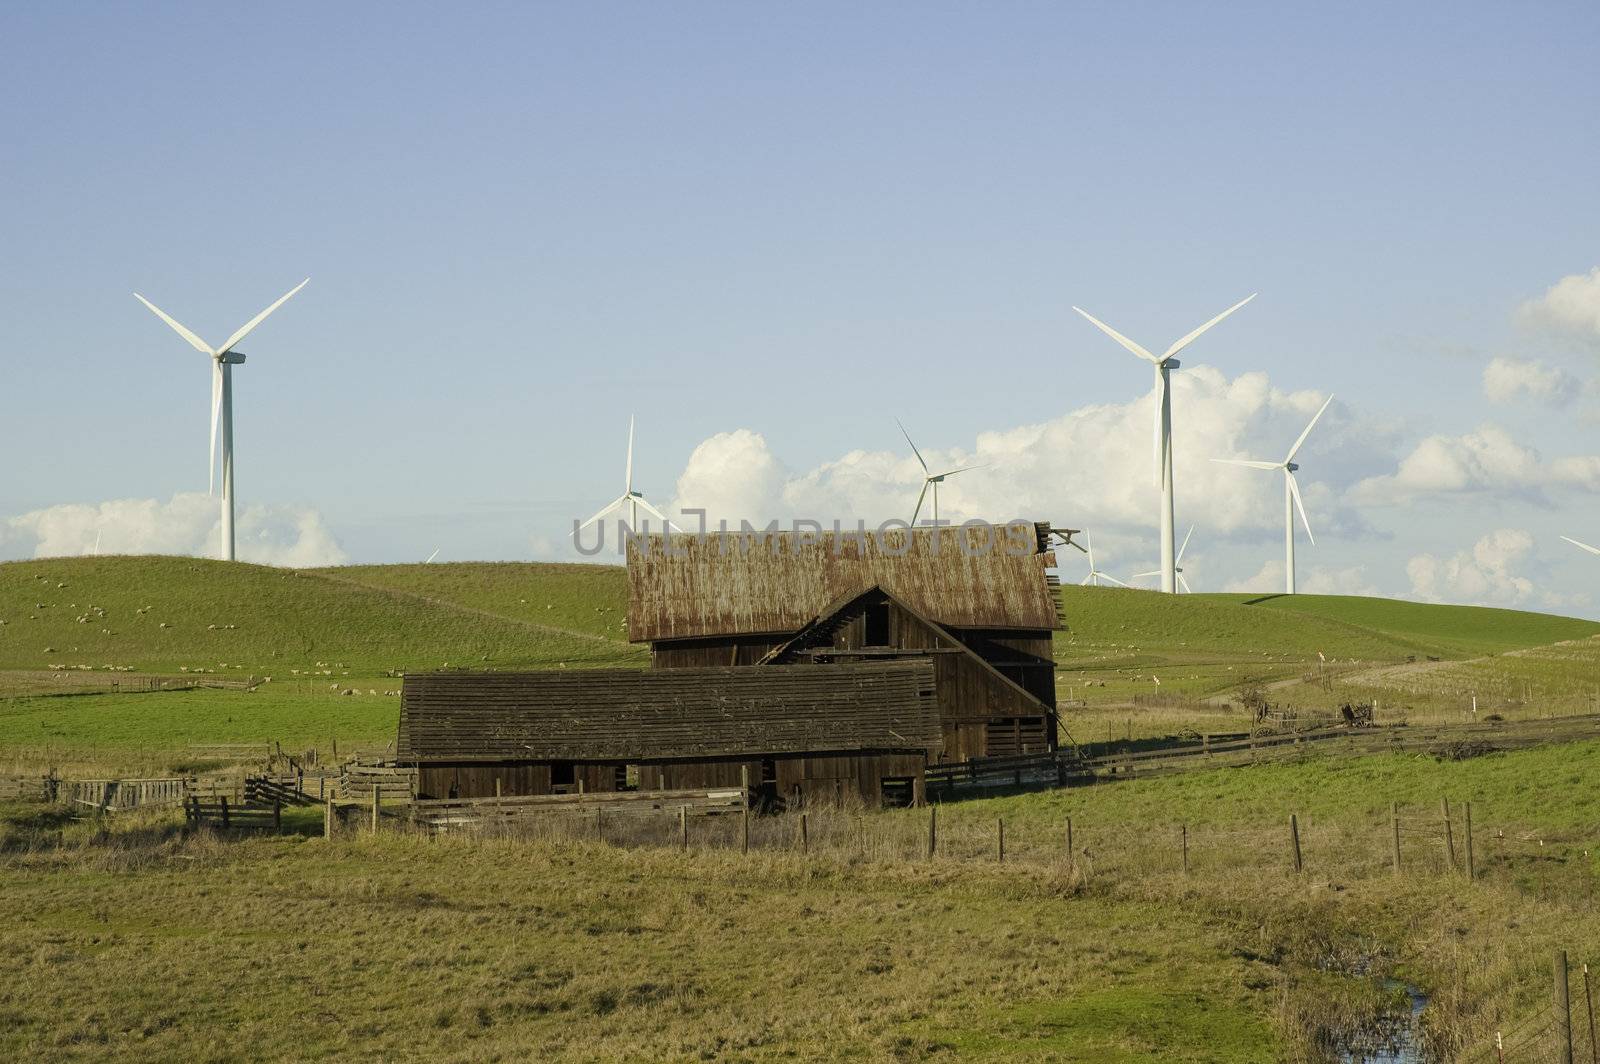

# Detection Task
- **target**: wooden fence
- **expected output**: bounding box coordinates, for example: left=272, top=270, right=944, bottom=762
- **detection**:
left=61, top=777, right=193, bottom=811
left=407, top=786, right=746, bottom=834
left=184, top=796, right=282, bottom=831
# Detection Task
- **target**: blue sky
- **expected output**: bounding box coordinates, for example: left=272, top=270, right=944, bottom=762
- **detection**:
left=2, top=3, right=1598, bottom=612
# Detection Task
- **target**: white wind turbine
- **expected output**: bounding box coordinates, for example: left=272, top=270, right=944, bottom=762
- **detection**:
left=1562, top=536, right=1600, bottom=557
left=576, top=416, right=680, bottom=537
left=1134, top=525, right=1196, bottom=593
left=897, top=418, right=980, bottom=525
left=1081, top=533, right=1130, bottom=588
left=1074, top=295, right=1255, bottom=593
left=1211, top=394, right=1335, bottom=595
left=135, top=279, right=309, bottom=562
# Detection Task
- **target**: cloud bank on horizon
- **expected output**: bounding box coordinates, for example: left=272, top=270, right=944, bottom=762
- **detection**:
left=0, top=493, right=347, bottom=568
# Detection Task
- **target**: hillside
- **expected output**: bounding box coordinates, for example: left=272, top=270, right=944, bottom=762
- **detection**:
left=0, top=556, right=641, bottom=680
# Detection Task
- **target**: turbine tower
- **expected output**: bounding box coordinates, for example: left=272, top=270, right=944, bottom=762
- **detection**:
left=1135, top=524, right=1196, bottom=593
left=135, top=279, right=309, bottom=562
left=1074, top=295, right=1255, bottom=592
left=1211, top=394, right=1335, bottom=595
left=897, top=418, right=979, bottom=525
left=1081, top=533, right=1130, bottom=587
left=1562, top=536, right=1600, bottom=557
left=577, top=416, right=680, bottom=537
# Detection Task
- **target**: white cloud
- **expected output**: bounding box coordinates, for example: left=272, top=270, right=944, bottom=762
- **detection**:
left=1519, top=267, right=1600, bottom=349
left=1222, top=559, right=1380, bottom=597
left=0, top=493, right=348, bottom=567
left=1351, top=425, right=1600, bottom=505
left=1482, top=356, right=1580, bottom=407
left=669, top=366, right=1386, bottom=545
left=1406, top=529, right=1538, bottom=607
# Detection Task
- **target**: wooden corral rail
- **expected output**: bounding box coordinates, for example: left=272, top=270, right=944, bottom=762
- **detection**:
left=184, top=795, right=282, bottom=831
left=0, top=775, right=52, bottom=801
left=408, top=787, right=746, bottom=833
left=62, top=777, right=192, bottom=811
left=342, top=764, right=416, bottom=802
left=1068, top=713, right=1600, bottom=783
left=244, top=776, right=321, bottom=807
left=926, top=752, right=1061, bottom=797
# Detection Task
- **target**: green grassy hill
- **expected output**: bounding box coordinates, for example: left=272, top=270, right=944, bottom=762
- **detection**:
left=2, top=556, right=1596, bottom=767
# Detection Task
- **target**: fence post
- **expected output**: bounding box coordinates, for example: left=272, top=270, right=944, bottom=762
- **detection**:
left=1290, top=813, right=1303, bottom=873
left=1391, top=802, right=1402, bottom=874
left=1583, top=962, right=1596, bottom=1064
left=800, top=812, right=808, bottom=854
left=678, top=806, right=688, bottom=851
left=1181, top=823, right=1189, bottom=874
left=927, top=805, right=936, bottom=860
left=1441, top=797, right=1457, bottom=870
left=1557, top=950, right=1574, bottom=1064
left=741, top=805, right=750, bottom=855
left=1464, top=801, right=1476, bottom=881
left=221, top=794, right=230, bottom=829
left=273, top=799, right=282, bottom=832
left=324, top=793, right=334, bottom=839
left=997, top=818, right=1005, bottom=863
left=1065, top=817, right=1074, bottom=868
left=371, top=784, right=380, bottom=834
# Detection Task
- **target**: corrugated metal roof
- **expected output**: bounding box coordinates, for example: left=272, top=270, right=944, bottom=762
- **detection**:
left=399, top=660, right=940, bottom=762
left=627, top=523, right=1058, bottom=642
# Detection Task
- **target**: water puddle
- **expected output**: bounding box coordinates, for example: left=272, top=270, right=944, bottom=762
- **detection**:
left=1337, top=979, right=1428, bottom=1063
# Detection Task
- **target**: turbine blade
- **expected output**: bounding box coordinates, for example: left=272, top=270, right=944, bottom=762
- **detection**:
left=1287, top=472, right=1315, bottom=545
left=934, top=463, right=985, bottom=479
left=631, top=495, right=673, bottom=526
left=425, top=548, right=441, bottom=563
left=1560, top=535, right=1600, bottom=557
left=625, top=415, right=635, bottom=492
left=1210, top=458, right=1282, bottom=471
left=1161, top=293, right=1256, bottom=359
left=135, top=294, right=214, bottom=355
left=1081, top=574, right=1094, bottom=586
left=1177, top=572, right=1193, bottom=594
left=1072, top=307, right=1159, bottom=363
left=1177, top=524, right=1195, bottom=563
left=1131, top=570, right=1161, bottom=579
left=217, top=278, right=309, bottom=355
left=1085, top=533, right=1095, bottom=571
left=209, top=360, right=222, bottom=495
left=1101, top=574, right=1132, bottom=588
left=911, top=480, right=930, bottom=525
left=1285, top=394, right=1335, bottom=463
left=575, top=496, right=625, bottom=533
left=896, top=418, right=928, bottom=473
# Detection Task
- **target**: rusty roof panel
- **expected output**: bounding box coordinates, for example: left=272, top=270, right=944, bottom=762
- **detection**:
left=627, top=523, right=1058, bottom=642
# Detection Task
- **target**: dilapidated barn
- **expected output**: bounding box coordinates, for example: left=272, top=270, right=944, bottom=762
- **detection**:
left=398, top=520, right=1066, bottom=807
left=400, top=660, right=939, bottom=805
left=627, top=522, right=1063, bottom=762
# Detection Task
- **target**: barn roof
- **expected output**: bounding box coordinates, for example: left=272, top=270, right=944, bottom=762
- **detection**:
left=398, top=660, right=940, bottom=763
left=626, top=522, right=1060, bottom=642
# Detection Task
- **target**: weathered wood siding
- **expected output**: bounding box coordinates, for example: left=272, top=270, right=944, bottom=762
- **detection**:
left=400, top=660, right=940, bottom=763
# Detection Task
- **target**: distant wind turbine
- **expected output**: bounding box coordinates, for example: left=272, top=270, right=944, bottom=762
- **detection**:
left=134, top=279, right=309, bottom=562
left=1562, top=536, right=1600, bottom=557
left=1135, top=525, right=1196, bottom=593
left=576, top=416, right=680, bottom=536
left=1211, top=394, right=1335, bottom=595
left=425, top=548, right=441, bottom=564
left=897, top=418, right=980, bottom=525
left=1074, top=295, right=1255, bottom=593
left=1081, top=533, right=1130, bottom=588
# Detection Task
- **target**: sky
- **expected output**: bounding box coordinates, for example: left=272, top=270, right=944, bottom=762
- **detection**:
left=2, top=2, right=1598, bottom=614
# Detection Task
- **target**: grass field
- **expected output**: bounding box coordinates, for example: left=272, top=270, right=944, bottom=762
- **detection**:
left=3, top=555, right=1600, bottom=1059
left=3, top=741, right=1597, bottom=1061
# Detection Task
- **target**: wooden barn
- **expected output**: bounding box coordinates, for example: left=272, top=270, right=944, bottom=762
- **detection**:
left=399, top=660, right=940, bottom=806
left=627, top=521, right=1063, bottom=764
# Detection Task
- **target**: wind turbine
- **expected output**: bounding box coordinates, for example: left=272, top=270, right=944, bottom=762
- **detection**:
left=1210, top=394, right=1334, bottom=595
left=425, top=548, right=441, bottom=564
left=576, top=416, right=680, bottom=537
left=897, top=418, right=979, bottom=525
left=1074, top=295, right=1255, bottom=592
left=1081, top=533, right=1130, bottom=588
left=1562, top=536, right=1600, bottom=557
left=1135, top=525, right=1196, bottom=593
left=135, top=279, right=309, bottom=562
